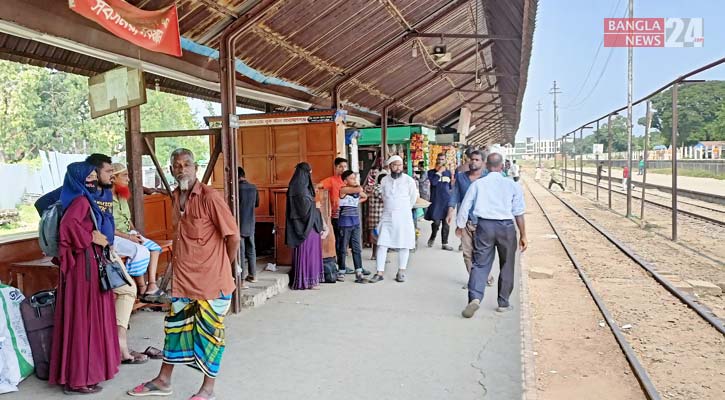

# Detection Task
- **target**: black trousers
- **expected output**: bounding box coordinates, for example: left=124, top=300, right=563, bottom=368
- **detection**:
left=429, top=219, right=450, bottom=244
left=548, top=179, right=565, bottom=191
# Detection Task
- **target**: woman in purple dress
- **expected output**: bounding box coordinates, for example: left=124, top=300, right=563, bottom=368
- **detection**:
left=286, top=163, right=328, bottom=289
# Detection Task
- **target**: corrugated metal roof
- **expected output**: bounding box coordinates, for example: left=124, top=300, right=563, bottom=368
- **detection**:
left=1, top=0, right=536, bottom=144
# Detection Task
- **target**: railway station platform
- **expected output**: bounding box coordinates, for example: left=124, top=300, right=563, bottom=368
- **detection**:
left=8, top=222, right=526, bottom=400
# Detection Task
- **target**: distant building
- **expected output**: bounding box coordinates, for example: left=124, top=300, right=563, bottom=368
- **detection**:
left=501, top=137, right=561, bottom=160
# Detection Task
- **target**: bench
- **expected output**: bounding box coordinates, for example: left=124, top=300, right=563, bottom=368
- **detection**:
left=9, top=240, right=173, bottom=308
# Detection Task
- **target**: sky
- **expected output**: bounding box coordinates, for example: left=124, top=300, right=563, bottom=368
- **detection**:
left=516, top=0, right=725, bottom=143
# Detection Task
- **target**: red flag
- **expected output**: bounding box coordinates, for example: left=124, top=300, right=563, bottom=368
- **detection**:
left=69, top=0, right=182, bottom=57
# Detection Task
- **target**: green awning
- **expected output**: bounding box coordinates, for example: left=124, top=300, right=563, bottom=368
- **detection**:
left=357, top=125, right=436, bottom=146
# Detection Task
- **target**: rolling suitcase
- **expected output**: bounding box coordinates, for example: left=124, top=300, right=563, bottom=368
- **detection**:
left=19, top=289, right=55, bottom=380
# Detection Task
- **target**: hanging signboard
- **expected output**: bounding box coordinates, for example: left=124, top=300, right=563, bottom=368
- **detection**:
left=206, top=115, right=335, bottom=128
left=593, top=144, right=604, bottom=154
left=88, top=66, right=147, bottom=118
left=69, top=0, right=182, bottom=57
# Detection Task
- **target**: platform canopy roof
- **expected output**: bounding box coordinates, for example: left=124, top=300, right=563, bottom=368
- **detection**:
left=0, top=0, right=536, bottom=145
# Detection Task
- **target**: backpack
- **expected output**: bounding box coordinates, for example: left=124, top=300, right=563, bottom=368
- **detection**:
left=38, top=201, right=63, bottom=257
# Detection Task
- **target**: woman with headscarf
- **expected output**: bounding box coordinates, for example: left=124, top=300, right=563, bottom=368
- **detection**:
left=48, top=161, right=120, bottom=395
left=286, top=162, right=328, bottom=290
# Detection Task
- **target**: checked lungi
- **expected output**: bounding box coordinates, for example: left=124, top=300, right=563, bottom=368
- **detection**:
left=163, top=295, right=231, bottom=378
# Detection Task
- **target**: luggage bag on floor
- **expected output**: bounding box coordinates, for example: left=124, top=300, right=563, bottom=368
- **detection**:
left=322, top=257, right=338, bottom=283
left=19, top=289, right=55, bottom=380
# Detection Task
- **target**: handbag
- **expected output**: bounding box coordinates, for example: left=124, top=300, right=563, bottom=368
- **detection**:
left=88, top=206, right=131, bottom=291
left=94, top=245, right=132, bottom=291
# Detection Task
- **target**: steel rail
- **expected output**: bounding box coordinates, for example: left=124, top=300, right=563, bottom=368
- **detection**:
left=524, top=181, right=661, bottom=400
left=563, top=170, right=725, bottom=221
left=571, top=171, right=725, bottom=216
left=534, top=181, right=725, bottom=336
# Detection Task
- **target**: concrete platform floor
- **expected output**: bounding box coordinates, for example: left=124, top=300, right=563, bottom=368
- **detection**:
left=9, top=222, right=523, bottom=400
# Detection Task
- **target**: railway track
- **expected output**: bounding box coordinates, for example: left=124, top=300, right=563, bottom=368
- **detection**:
left=525, top=180, right=725, bottom=400
left=562, top=169, right=725, bottom=206
left=560, top=170, right=725, bottom=227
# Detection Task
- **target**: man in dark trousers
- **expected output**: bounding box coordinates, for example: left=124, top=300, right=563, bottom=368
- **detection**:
left=425, top=153, right=453, bottom=250
left=238, top=167, right=259, bottom=284
left=456, top=153, right=527, bottom=318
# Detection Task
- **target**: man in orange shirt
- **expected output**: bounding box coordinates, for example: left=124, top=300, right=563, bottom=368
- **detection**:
left=129, top=148, right=240, bottom=400
left=320, top=158, right=346, bottom=278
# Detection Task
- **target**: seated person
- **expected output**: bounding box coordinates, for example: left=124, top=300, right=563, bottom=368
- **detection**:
left=111, top=163, right=166, bottom=303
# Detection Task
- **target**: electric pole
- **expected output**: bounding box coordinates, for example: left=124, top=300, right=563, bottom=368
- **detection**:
left=550, top=81, right=562, bottom=167
left=626, top=0, right=634, bottom=217
left=537, top=101, right=543, bottom=167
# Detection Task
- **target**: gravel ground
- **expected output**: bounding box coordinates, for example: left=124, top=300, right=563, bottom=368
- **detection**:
left=522, top=185, right=645, bottom=400
left=528, top=180, right=725, bottom=400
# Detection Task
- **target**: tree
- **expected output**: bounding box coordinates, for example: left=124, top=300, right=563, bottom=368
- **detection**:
left=0, top=60, right=209, bottom=163
left=700, top=102, right=725, bottom=142
left=649, top=81, right=725, bottom=146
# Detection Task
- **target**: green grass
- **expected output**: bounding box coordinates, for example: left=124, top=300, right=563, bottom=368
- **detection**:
left=648, top=168, right=725, bottom=180
left=0, top=204, right=39, bottom=237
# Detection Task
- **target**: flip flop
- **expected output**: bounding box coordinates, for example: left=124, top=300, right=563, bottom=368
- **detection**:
left=188, top=396, right=216, bottom=400
left=127, top=381, right=172, bottom=397
left=143, top=346, right=163, bottom=360
left=141, top=289, right=170, bottom=304
left=122, top=351, right=149, bottom=364
left=63, top=385, right=103, bottom=395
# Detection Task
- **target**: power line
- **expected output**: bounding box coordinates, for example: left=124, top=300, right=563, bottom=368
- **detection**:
left=565, top=0, right=625, bottom=107
left=550, top=81, right=562, bottom=167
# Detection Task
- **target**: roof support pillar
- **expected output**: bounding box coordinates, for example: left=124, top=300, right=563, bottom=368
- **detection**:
left=125, top=106, right=144, bottom=231
left=219, top=0, right=283, bottom=313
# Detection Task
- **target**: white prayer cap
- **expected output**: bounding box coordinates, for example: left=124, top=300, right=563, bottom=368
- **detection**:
left=386, top=155, right=403, bottom=165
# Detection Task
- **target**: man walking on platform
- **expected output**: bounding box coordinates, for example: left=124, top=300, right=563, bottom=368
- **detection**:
left=622, top=165, right=630, bottom=191
left=369, top=155, right=419, bottom=284
left=425, top=153, right=453, bottom=250
left=447, top=150, right=494, bottom=288
left=129, top=149, right=240, bottom=400
left=457, top=153, right=527, bottom=318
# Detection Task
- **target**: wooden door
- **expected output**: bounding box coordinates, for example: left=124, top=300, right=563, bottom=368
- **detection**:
left=271, top=125, right=302, bottom=186
left=239, top=126, right=271, bottom=185
left=305, top=123, right=336, bottom=183
left=273, top=189, right=292, bottom=265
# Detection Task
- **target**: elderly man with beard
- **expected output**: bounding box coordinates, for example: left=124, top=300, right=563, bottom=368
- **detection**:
left=129, top=148, right=240, bottom=400
left=111, top=163, right=164, bottom=301
left=369, top=155, right=419, bottom=283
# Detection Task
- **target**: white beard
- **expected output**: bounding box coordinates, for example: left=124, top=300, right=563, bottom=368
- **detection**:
left=178, top=177, right=191, bottom=191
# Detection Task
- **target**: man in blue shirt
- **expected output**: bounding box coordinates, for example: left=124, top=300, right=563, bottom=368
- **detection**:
left=446, top=150, right=489, bottom=287
left=456, top=152, right=528, bottom=318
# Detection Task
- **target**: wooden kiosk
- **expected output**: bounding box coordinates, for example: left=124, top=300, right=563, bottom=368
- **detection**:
left=205, top=110, right=347, bottom=265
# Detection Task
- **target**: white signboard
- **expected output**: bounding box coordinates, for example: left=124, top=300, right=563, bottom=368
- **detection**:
left=593, top=144, right=604, bottom=154
left=88, top=66, right=146, bottom=118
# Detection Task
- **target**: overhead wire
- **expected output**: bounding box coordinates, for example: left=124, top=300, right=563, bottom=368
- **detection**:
left=563, top=0, right=624, bottom=108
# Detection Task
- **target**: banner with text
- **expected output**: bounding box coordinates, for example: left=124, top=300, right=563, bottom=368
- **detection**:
left=604, top=18, right=703, bottom=48
left=69, top=0, right=182, bottom=56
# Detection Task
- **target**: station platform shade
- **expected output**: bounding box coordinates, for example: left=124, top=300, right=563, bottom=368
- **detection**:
left=357, top=125, right=436, bottom=146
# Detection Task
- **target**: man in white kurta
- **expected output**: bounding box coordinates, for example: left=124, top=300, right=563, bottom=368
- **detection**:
left=370, top=155, right=418, bottom=283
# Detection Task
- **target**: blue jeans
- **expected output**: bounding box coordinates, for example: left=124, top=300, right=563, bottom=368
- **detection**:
left=338, top=225, right=363, bottom=272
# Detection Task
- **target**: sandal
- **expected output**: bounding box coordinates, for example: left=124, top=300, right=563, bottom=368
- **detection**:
left=141, top=289, right=170, bottom=304
left=143, top=346, right=163, bottom=360
left=122, top=351, right=149, bottom=364
left=188, top=395, right=216, bottom=400
left=64, top=385, right=103, bottom=395
left=127, top=381, right=173, bottom=397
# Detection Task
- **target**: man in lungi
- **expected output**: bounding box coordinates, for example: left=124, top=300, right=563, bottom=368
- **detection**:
left=129, top=148, right=240, bottom=400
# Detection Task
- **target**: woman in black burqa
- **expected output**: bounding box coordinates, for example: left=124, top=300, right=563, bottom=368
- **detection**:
left=286, top=162, right=328, bottom=289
